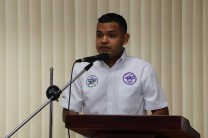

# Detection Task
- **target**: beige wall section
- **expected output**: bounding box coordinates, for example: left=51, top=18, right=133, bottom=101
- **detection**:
left=18, top=0, right=30, bottom=137
left=0, top=0, right=6, bottom=137
left=64, top=0, right=75, bottom=79
left=120, top=0, right=130, bottom=54
left=151, top=0, right=161, bottom=77
left=161, top=0, right=172, bottom=111
left=193, top=0, right=204, bottom=135
left=172, top=0, right=182, bottom=116
left=0, top=0, right=207, bottom=138
left=87, top=0, right=97, bottom=56
left=141, top=0, right=151, bottom=63
left=182, top=0, right=194, bottom=123
left=5, top=1, right=19, bottom=137
left=129, top=0, right=141, bottom=58
left=203, top=0, right=208, bottom=137
left=29, top=0, right=42, bottom=138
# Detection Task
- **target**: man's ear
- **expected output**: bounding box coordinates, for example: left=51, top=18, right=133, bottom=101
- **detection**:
left=123, top=33, right=130, bottom=45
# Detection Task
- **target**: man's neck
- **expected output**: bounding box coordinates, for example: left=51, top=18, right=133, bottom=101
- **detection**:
left=104, top=49, right=124, bottom=68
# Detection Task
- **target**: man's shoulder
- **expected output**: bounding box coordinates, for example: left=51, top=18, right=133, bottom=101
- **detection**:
left=73, top=62, right=90, bottom=72
left=125, top=55, right=152, bottom=67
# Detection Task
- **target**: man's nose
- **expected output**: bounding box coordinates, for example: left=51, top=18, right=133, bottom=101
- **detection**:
left=101, top=35, right=108, bottom=43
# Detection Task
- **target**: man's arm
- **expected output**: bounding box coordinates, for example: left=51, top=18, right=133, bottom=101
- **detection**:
left=62, top=108, right=79, bottom=123
left=151, top=107, right=169, bottom=115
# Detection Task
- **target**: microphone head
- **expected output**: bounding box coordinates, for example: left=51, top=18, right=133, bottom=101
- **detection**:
left=75, top=53, right=110, bottom=63
left=97, top=53, right=110, bottom=61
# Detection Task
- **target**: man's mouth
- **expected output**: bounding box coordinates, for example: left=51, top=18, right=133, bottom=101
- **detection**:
left=100, top=46, right=110, bottom=51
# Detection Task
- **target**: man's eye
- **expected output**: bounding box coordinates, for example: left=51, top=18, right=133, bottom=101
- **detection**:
left=109, top=34, right=116, bottom=38
left=96, top=33, right=103, bottom=38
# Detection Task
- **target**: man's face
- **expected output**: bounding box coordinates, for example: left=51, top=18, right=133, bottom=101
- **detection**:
left=96, top=22, right=129, bottom=61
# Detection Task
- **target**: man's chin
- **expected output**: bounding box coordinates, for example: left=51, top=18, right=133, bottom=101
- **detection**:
left=99, top=50, right=110, bottom=54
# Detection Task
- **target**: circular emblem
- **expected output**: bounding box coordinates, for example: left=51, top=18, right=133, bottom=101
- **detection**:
left=123, top=72, right=137, bottom=85
left=86, top=75, right=98, bottom=87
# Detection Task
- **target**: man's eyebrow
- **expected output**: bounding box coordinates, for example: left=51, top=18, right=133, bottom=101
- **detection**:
left=96, top=30, right=117, bottom=33
left=107, top=30, right=117, bottom=33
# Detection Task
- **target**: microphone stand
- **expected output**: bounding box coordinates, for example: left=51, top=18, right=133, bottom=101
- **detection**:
left=4, top=63, right=93, bottom=138
left=49, top=67, right=54, bottom=138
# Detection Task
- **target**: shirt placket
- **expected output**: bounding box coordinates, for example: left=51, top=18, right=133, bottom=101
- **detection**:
left=106, top=70, right=113, bottom=114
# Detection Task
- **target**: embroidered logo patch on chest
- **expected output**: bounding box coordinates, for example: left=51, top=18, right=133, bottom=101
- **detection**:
left=123, top=72, right=137, bottom=85
left=86, top=75, right=98, bottom=87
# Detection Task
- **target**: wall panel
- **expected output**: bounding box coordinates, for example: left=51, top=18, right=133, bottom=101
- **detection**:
left=18, top=0, right=30, bottom=137
left=193, top=0, right=203, bottom=135
left=203, top=0, right=208, bottom=137
left=0, top=0, right=6, bottom=136
left=5, top=1, right=19, bottom=137
left=182, top=0, right=193, bottom=123
left=161, top=0, right=172, bottom=110
left=129, top=0, right=141, bottom=58
left=172, top=0, right=182, bottom=115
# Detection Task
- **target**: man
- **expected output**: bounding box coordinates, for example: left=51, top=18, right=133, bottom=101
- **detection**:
left=61, top=13, right=169, bottom=122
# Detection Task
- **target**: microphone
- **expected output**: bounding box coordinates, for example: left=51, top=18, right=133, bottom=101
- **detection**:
left=75, top=53, right=110, bottom=63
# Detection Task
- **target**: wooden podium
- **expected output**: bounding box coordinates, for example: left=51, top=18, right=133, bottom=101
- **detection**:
left=65, top=115, right=200, bottom=138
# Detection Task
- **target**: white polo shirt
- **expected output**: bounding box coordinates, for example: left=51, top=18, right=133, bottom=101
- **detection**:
left=60, top=50, right=168, bottom=115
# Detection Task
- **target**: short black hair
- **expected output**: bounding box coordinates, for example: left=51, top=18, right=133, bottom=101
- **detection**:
left=98, top=13, right=127, bottom=34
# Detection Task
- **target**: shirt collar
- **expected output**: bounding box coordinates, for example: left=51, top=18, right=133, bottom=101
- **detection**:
left=118, top=48, right=127, bottom=63
left=99, top=48, right=128, bottom=68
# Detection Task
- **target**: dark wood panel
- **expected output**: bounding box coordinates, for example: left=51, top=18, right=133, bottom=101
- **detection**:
left=65, top=115, right=200, bottom=138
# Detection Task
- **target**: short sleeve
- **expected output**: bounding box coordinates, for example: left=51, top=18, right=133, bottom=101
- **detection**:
left=140, top=65, right=168, bottom=110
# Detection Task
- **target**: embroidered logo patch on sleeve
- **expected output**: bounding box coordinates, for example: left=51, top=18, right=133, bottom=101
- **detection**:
left=123, top=72, right=137, bottom=85
left=86, top=75, right=98, bottom=87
